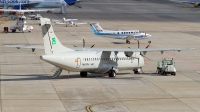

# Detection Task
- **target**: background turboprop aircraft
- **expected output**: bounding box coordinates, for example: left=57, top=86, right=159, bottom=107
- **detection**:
left=53, top=17, right=87, bottom=27
left=170, top=0, right=200, bottom=7
left=0, top=0, right=82, bottom=13
left=5, top=18, right=194, bottom=79
left=88, top=22, right=152, bottom=44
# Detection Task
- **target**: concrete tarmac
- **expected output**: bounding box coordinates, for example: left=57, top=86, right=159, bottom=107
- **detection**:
left=0, top=0, right=200, bottom=111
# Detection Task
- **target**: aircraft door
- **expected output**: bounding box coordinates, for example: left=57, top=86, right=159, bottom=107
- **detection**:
left=76, top=58, right=81, bottom=68
left=131, top=57, right=133, bottom=63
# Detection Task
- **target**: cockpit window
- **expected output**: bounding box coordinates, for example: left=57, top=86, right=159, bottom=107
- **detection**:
left=164, top=60, right=173, bottom=65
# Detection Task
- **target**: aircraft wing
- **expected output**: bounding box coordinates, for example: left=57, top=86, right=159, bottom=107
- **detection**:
left=5, top=45, right=44, bottom=49
left=65, top=19, right=78, bottom=22
left=1, top=9, right=20, bottom=12
left=21, top=2, right=41, bottom=8
left=123, top=35, right=134, bottom=40
left=74, top=22, right=87, bottom=25
left=1, top=9, right=51, bottom=13
left=5, top=45, right=194, bottom=54
left=54, top=22, right=68, bottom=25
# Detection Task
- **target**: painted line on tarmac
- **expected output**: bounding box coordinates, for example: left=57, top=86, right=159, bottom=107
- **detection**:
left=163, top=52, right=200, bottom=70
left=86, top=97, right=200, bottom=112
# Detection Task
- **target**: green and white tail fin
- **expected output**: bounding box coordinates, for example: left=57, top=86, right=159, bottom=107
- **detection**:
left=40, top=18, right=73, bottom=55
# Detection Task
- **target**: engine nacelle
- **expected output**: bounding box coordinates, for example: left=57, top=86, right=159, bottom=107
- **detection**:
left=124, top=52, right=140, bottom=58
left=124, top=52, right=133, bottom=57
left=13, top=5, right=25, bottom=9
left=67, top=3, right=75, bottom=5
left=65, top=0, right=76, bottom=5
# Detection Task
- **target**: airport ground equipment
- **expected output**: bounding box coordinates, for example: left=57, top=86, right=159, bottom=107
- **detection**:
left=29, top=14, right=42, bottom=20
left=157, top=58, right=176, bottom=76
left=4, top=27, right=8, bottom=33
left=10, top=17, right=33, bottom=33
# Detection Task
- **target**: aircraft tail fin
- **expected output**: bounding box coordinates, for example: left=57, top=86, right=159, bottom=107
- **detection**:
left=88, top=22, right=104, bottom=34
left=40, top=18, right=73, bottom=55
left=62, top=17, right=66, bottom=22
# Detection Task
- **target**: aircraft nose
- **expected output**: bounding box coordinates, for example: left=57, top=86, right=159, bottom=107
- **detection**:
left=147, top=34, right=151, bottom=38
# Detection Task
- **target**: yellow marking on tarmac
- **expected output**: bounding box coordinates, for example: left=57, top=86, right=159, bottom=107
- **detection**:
left=86, top=97, right=200, bottom=112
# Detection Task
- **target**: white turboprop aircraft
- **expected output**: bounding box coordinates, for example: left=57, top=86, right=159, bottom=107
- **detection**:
left=6, top=18, right=194, bottom=79
left=88, top=22, right=152, bottom=44
left=53, top=17, right=87, bottom=27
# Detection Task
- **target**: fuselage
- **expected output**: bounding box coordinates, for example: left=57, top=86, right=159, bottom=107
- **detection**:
left=0, top=0, right=71, bottom=8
left=95, top=30, right=151, bottom=40
left=40, top=51, right=145, bottom=74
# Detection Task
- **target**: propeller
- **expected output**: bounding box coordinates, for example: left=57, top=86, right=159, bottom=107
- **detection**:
left=72, top=38, right=95, bottom=50
left=83, top=38, right=85, bottom=51
left=91, top=44, right=95, bottom=48
left=137, top=39, right=140, bottom=67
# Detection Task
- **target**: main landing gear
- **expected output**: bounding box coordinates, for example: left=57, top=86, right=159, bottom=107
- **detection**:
left=108, top=70, right=116, bottom=77
left=80, top=72, right=87, bottom=77
left=52, top=67, right=63, bottom=79
left=126, top=40, right=130, bottom=44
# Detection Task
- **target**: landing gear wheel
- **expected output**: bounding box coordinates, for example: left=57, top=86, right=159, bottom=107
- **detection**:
left=157, top=69, right=160, bottom=74
left=52, top=68, right=62, bottom=79
left=80, top=72, right=87, bottom=77
left=148, top=40, right=151, bottom=44
left=66, top=25, right=68, bottom=27
left=126, top=40, right=130, bottom=44
left=108, top=70, right=116, bottom=77
left=134, top=70, right=139, bottom=74
left=171, top=72, right=176, bottom=76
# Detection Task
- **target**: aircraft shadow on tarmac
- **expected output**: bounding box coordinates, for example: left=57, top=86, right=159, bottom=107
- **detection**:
left=0, top=72, right=168, bottom=81
left=112, top=42, right=137, bottom=44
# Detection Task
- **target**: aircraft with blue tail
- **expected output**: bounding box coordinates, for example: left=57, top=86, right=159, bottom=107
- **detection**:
left=88, top=22, right=152, bottom=44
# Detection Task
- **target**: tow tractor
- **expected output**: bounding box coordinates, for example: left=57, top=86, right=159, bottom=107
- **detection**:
left=10, top=17, right=33, bottom=33
left=157, top=58, right=176, bottom=76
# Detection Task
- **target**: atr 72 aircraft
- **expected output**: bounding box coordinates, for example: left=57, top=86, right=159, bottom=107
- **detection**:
left=6, top=18, right=194, bottom=79
left=88, top=22, right=152, bottom=44
left=0, top=0, right=82, bottom=13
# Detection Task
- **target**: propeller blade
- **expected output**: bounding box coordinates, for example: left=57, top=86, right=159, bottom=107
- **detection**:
left=137, top=39, right=140, bottom=49
left=91, top=44, right=95, bottom=48
left=83, top=38, right=85, bottom=51
left=145, top=44, right=150, bottom=49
